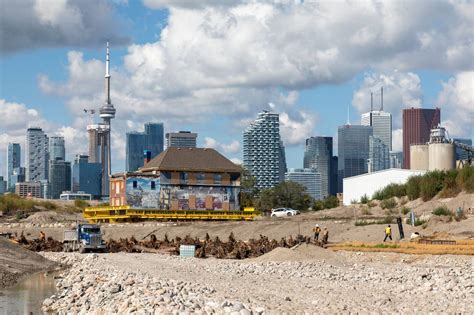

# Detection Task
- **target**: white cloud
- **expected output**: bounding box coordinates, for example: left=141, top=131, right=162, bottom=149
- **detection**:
left=279, top=111, right=317, bottom=145
left=392, top=128, right=403, bottom=152
left=1, top=0, right=129, bottom=54
left=352, top=70, right=423, bottom=129
left=204, top=137, right=241, bottom=154
left=436, top=71, right=474, bottom=138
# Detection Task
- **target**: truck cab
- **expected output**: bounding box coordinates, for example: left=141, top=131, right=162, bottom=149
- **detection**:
left=63, top=224, right=106, bottom=253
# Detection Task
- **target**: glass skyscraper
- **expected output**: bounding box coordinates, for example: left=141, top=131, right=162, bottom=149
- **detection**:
left=361, top=110, right=392, bottom=150
left=49, top=159, right=71, bottom=199
left=285, top=168, right=322, bottom=200
left=338, top=125, right=373, bottom=191
left=126, top=123, right=164, bottom=172
left=243, top=111, right=286, bottom=189
left=72, top=154, right=102, bottom=199
left=369, top=136, right=390, bottom=172
left=49, top=137, right=66, bottom=161
left=304, top=136, right=333, bottom=198
left=6, top=143, right=21, bottom=191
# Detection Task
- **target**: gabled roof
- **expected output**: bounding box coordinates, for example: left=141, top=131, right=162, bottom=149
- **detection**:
left=139, top=147, right=241, bottom=173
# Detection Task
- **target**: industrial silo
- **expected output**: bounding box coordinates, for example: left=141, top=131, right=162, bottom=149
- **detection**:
left=428, top=143, right=455, bottom=171
left=410, top=144, right=429, bottom=170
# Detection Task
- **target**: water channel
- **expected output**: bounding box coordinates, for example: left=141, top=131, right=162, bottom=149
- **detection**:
left=0, top=272, right=56, bottom=315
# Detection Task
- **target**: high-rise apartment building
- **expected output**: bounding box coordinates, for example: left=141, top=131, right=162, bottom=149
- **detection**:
left=126, top=122, right=164, bottom=171
left=369, top=136, right=390, bottom=172
left=304, top=136, right=333, bottom=198
left=279, top=140, right=287, bottom=182
left=49, top=137, right=65, bottom=161
left=49, top=159, right=71, bottom=199
left=6, top=143, right=21, bottom=191
left=25, top=127, right=49, bottom=182
left=402, top=107, right=440, bottom=169
left=166, top=131, right=197, bottom=148
left=390, top=151, right=403, bottom=169
left=15, top=181, right=42, bottom=198
left=361, top=111, right=392, bottom=150
left=285, top=168, right=322, bottom=200
left=72, top=154, right=102, bottom=199
left=338, top=125, right=373, bottom=191
left=243, top=111, right=286, bottom=189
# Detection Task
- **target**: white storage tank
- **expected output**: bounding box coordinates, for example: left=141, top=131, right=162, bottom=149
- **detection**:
left=410, top=144, right=429, bottom=170
left=428, top=143, right=455, bottom=171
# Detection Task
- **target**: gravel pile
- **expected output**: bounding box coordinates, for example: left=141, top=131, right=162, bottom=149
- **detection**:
left=41, top=250, right=474, bottom=314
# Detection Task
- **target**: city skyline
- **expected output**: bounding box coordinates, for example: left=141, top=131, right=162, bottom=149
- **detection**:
left=1, top=1, right=473, bottom=177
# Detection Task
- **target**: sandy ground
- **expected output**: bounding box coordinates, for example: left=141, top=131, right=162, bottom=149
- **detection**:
left=42, top=247, right=474, bottom=313
left=0, top=238, right=56, bottom=288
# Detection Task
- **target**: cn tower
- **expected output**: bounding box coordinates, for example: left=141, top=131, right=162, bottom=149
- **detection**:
left=100, top=41, right=116, bottom=185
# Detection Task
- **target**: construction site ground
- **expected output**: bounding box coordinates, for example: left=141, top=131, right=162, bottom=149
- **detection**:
left=1, top=193, right=473, bottom=312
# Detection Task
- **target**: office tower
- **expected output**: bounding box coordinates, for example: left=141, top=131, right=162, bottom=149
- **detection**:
left=15, top=181, right=42, bottom=198
left=390, top=151, right=403, bottom=169
left=285, top=168, right=322, bottom=200
left=10, top=166, right=26, bottom=190
left=49, top=137, right=65, bottom=161
left=25, top=127, right=49, bottom=182
left=0, top=176, right=6, bottom=195
left=361, top=111, right=392, bottom=150
left=369, top=136, right=390, bottom=172
left=72, top=154, right=102, bottom=199
left=49, top=159, right=71, bottom=199
left=402, top=107, right=440, bottom=169
left=243, top=110, right=284, bottom=189
left=87, top=42, right=116, bottom=197
left=166, top=131, right=197, bottom=148
left=126, top=122, right=164, bottom=171
left=330, top=156, right=338, bottom=194
left=338, top=125, right=373, bottom=191
left=6, top=143, right=21, bottom=191
left=279, top=140, right=287, bottom=182
left=304, top=136, right=333, bottom=198
left=453, top=138, right=472, bottom=160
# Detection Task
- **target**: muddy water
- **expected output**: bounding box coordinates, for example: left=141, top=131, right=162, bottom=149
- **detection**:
left=0, top=272, right=56, bottom=315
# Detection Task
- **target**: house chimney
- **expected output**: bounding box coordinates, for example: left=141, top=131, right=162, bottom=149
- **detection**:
left=144, top=150, right=151, bottom=165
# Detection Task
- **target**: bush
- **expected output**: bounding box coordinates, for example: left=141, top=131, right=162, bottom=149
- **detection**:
left=354, top=216, right=394, bottom=226
left=401, top=207, right=410, bottom=215
left=432, top=206, right=452, bottom=216
left=457, top=166, right=474, bottom=193
left=406, top=175, right=422, bottom=200
left=372, top=183, right=406, bottom=200
left=407, top=216, right=427, bottom=226
left=312, top=195, right=339, bottom=211
left=360, top=194, right=369, bottom=204
left=361, top=207, right=372, bottom=215
left=74, top=199, right=90, bottom=209
left=420, top=171, right=445, bottom=201
left=380, top=198, right=397, bottom=209
left=439, top=170, right=461, bottom=198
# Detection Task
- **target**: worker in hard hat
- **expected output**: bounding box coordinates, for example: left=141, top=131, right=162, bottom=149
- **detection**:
left=321, top=227, right=329, bottom=245
left=312, top=224, right=321, bottom=241
left=383, top=225, right=392, bottom=242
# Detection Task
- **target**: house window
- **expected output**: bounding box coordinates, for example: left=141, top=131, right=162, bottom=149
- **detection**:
left=214, top=174, right=222, bottom=185
left=151, top=181, right=156, bottom=190
left=133, top=180, right=137, bottom=188
left=196, top=173, right=205, bottom=184
left=180, top=172, right=188, bottom=184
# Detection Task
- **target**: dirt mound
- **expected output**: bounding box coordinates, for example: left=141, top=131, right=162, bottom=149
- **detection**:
left=0, top=238, right=56, bottom=288
left=21, top=211, right=80, bottom=224
left=252, top=244, right=345, bottom=265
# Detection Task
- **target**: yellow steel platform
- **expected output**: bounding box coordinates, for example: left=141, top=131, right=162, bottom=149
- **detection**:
left=83, top=206, right=259, bottom=223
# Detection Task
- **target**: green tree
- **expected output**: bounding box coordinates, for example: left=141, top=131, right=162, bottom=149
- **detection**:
left=255, top=181, right=311, bottom=211
left=239, top=168, right=259, bottom=208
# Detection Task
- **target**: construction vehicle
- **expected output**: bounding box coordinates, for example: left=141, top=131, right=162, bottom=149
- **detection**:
left=63, top=224, right=106, bottom=253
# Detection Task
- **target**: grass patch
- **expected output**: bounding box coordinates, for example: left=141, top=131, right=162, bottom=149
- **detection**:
left=401, top=207, right=410, bottom=215
left=360, top=194, right=369, bottom=204
left=361, top=207, right=372, bottom=215
left=373, top=243, right=400, bottom=249
left=355, top=216, right=394, bottom=226
left=0, top=194, right=57, bottom=214
left=432, top=206, right=452, bottom=216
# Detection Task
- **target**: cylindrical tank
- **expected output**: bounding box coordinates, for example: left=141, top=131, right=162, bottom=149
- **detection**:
left=429, top=143, right=455, bottom=171
left=410, top=144, right=429, bottom=170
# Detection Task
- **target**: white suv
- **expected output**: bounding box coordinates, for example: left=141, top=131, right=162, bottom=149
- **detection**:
left=270, top=208, right=300, bottom=217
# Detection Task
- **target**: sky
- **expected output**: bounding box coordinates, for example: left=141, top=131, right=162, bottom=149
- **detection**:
left=0, top=0, right=473, bottom=176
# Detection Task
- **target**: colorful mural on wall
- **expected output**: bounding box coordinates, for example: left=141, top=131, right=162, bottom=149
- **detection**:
left=126, top=177, right=161, bottom=208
